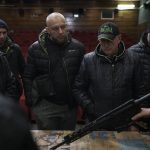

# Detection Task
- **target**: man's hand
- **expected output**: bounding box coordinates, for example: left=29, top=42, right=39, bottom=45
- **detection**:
left=132, top=108, right=150, bottom=121
left=85, top=103, right=96, bottom=121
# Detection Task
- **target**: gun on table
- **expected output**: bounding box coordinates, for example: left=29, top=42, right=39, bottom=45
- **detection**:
left=50, top=93, right=150, bottom=150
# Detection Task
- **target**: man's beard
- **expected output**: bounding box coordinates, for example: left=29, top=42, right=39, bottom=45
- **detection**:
left=52, top=35, right=68, bottom=45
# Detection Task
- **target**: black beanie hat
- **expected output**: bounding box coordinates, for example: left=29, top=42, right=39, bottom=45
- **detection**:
left=0, top=19, right=8, bottom=30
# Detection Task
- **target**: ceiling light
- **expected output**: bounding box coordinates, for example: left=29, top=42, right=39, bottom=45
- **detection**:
left=74, top=14, right=79, bottom=18
left=117, top=4, right=135, bottom=10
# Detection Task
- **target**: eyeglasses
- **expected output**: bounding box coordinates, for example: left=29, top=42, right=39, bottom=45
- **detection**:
left=49, top=24, right=67, bottom=32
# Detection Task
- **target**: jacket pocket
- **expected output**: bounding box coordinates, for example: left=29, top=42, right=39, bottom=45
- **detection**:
left=35, top=74, right=56, bottom=98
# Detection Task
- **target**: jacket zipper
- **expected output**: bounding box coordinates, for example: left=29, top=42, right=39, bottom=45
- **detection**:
left=62, top=58, right=71, bottom=93
left=112, top=63, right=115, bottom=96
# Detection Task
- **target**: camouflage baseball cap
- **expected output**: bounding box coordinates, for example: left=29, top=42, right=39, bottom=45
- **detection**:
left=98, top=22, right=120, bottom=41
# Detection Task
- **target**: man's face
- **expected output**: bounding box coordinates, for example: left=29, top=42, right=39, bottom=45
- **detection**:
left=0, top=28, right=7, bottom=45
left=99, top=35, right=121, bottom=57
left=46, top=17, right=67, bottom=44
left=147, top=33, right=150, bottom=46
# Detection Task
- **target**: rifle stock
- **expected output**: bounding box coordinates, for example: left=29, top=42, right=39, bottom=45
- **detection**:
left=50, top=93, right=150, bottom=150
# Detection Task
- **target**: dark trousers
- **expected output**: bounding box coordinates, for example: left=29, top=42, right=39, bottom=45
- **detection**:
left=32, top=99, right=77, bottom=130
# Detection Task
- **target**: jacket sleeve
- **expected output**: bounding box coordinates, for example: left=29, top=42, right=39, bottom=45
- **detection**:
left=1, top=56, right=18, bottom=101
left=132, top=51, right=146, bottom=98
left=73, top=56, right=92, bottom=109
left=23, top=45, right=36, bottom=106
left=14, top=44, right=26, bottom=99
left=16, top=44, right=26, bottom=78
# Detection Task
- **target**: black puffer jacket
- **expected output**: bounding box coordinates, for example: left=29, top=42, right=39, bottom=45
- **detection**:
left=128, top=32, right=150, bottom=93
left=0, top=36, right=25, bottom=99
left=73, top=41, right=144, bottom=116
left=23, top=31, right=85, bottom=107
left=0, top=51, right=18, bottom=100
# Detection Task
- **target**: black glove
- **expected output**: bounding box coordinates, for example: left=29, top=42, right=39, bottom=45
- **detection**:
left=85, top=103, right=96, bottom=121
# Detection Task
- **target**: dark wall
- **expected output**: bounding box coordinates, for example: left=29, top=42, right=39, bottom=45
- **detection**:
left=0, top=1, right=141, bottom=41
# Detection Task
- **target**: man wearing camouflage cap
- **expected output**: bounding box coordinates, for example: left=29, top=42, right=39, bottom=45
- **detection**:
left=73, top=22, right=145, bottom=130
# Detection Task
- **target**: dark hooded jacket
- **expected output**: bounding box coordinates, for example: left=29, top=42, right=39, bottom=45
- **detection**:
left=0, top=36, right=25, bottom=99
left=73, top=41, right=144, bottom=118
left=128, top=32, right=150, bottom=94
left=23, top=31, right=85, bottom=107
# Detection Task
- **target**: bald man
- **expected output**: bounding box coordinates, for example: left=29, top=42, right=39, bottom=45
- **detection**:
left=23, top=12, right=85, bottom=130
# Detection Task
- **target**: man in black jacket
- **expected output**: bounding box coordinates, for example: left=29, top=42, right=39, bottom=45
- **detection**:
left=73, top=22, right=144, bottom=130
left=23, top=12, right=85, bottom=130
left=0, top=19, right=25, bottom=101
left=128, top=24, right=150, bottom=94
left=129, top=24, right=150, bottom=128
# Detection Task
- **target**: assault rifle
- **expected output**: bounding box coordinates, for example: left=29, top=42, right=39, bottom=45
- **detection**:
left=50, top=93, right=150, bottom=150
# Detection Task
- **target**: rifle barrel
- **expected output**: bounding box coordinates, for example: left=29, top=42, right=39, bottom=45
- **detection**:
left=49, top=93, right=150, bottom=149
left=49, top=140, right=66, bottom=150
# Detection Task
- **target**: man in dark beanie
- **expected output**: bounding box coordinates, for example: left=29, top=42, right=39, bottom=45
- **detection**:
left=0, top=19, right=25, bottom=101
left=0, top=19, right=8, bottom=45
left=0, top=19, right=8, bottom=31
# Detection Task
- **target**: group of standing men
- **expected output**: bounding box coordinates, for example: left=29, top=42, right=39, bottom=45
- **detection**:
left=0, top=12, right=150, bottom=133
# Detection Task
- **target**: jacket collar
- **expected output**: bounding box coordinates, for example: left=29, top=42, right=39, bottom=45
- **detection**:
left=139, top=32, right=150, bottom=54
left=0, top=36, right=13, bottom=53
left=38, top=30, right=71, bottom=55
left=140, top=32, right=148, bottom=45
left=95, top=41, right=125, bottom=63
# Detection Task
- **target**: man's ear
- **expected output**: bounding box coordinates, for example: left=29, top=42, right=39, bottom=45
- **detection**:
left=45, top=27, right=51, bottom=34
left=147, top=33, right=150, bottom=44
left=118, top=34, right=122, bottom=41
left=116, top=34, right=122, bottom=43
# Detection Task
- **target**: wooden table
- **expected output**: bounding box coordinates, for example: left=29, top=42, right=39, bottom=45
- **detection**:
left=32, top=130, right=150, bottom=150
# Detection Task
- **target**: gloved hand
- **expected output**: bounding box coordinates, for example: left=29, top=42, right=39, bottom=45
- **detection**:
left=85, top=103, right=96, bottom=122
